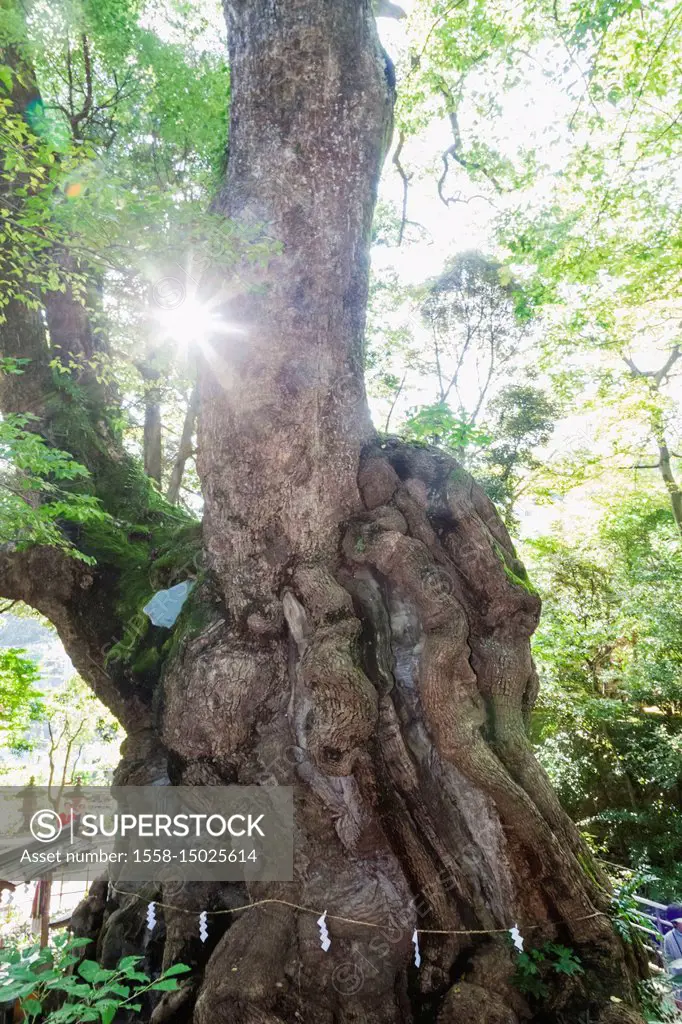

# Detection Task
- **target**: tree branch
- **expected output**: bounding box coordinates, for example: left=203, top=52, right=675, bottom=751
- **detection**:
left=656, top=435, right=682, bottom=537
left=655, top=343, right=681, bottom=385
left=0, top=545, right=151, bottom=731
left=623, top=343, right=681, bottom=385
left=384, top=371, right=407, bottom=434
left=70, top=34, right=94, bottom=138
left=391, top=132, right=412, bottom=246
left=437, top=87, right=505, bottom=204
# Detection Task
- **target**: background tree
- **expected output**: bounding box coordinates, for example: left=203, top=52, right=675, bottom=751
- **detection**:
left=472, top=383, right=558, bottom=528
left=41, top=675, right=120, bottom=804
left=369, top=254, right=556, bottom=527
left=525, top=496, right=682, bottom=897
left=0, top=646, right=43, bottom=752
left=418, top=252, right=530, bottom=420
left=387, top=251, right=535, bottom=458
left=380, top=0, right=682, bottom=536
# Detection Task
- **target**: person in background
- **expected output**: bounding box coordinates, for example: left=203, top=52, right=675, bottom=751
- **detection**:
left=663, top=917, right=682, bottom=1010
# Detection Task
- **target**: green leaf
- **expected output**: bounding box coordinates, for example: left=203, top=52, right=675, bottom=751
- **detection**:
left=161, top=964, right=192, bottom=977
left=116, top=955, right=144, bottom=971
left=77, top=959, right=102, bottom=982
left=1, top=983, right=39, bottom=1001
left=150, top=978, right=181, bottom=992
left=65, top=936, right=93, bottom=951
left=122, top=970, right=149, bottom=982
left=92, top=967, right=117, bottom=984
left=93, top=1000, right=118, bottom=1024
left=97, top=982, right=130, bottom=999
left=47, top=979, right=93, bottom=997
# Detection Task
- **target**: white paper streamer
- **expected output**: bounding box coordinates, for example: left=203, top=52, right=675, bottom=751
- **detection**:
left=509, top=923, right=523, bottom=952
left=412, top=929, right=421, bottom=968
left=143, top=580, right=194, bottom=627
left=199, top=910, right=209, bottom=943
left=146, top=902, right=156, bottom=932
left=317, top=911, right=331, bottom=952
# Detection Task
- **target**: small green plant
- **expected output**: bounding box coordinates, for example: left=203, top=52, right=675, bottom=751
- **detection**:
left=401, top=402, right=492, bottom=453
left=513, top=941, right=583, bottom=999
left=0, top=414, right=111, bottom=561
left=0, top=934, right=191, bottom=1024
left=610, top=869, right=658, bottom=943
left=638, top=977, right=680, bottom=1024
left=0, top=357, right=31, bottom=375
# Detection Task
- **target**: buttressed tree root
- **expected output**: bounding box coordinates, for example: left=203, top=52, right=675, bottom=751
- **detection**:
left=73, top=439, right=647, bottom=1024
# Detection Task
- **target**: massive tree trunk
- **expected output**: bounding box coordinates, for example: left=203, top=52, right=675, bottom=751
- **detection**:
left=1, top=2, right=648, bottom=1022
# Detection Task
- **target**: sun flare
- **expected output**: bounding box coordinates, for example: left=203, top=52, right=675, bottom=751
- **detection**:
left=150, top=279, right=244, bottom=361
left=153, top=295, right=223, bottom=347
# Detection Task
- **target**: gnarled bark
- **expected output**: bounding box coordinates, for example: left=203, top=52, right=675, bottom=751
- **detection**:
left=144, top=2, right=642, bottom=1020
left=148, top=438, right=641, bottom=1024
left=1, top=1, right=647, bottom=1021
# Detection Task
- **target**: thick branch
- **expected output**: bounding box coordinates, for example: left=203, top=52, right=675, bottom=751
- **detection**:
left=139, top=362, right=163, bottom=485
left=0, top=545, right=151, bottom=730
left=70, top=34, right=94, bottom=137
left=623, top=342, right=681, bottom=386
left=0, top=42, right=53, bottom=415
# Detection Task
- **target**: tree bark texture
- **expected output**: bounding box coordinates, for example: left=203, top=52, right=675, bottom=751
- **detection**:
left=200, top=0, right=394, bottom=613
left=0, top=2, right=648, bottom=1022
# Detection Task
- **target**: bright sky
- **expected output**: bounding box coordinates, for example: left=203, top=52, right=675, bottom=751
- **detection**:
left=374, top=10, right=682, bottom=540
left=376, top=6, right=580, bottom=279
